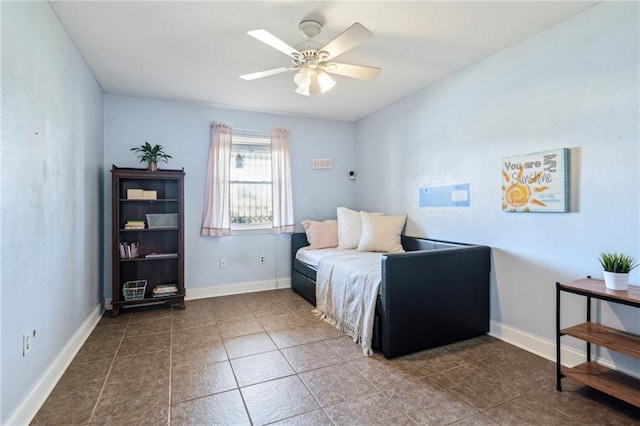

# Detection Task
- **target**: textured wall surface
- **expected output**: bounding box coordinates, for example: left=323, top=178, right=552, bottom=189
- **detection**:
left=1, top=2, right=104, bottom=422
left=354, top=2, right=639, bottom=371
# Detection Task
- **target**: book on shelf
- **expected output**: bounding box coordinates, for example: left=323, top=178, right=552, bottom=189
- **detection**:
left=152, top=292, right=177, bottom=298
left=152, top=284, right=178, bottom=297
left=124, top=220, right=145, bottom=230
left=119, top=241, right=140, bottom=258
left=154, top=284, right=178, bottom=293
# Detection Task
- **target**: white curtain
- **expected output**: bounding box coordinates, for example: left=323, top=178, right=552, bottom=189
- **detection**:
left=201, top=122, right=232, bottom=236
left=271, top=128, right=295, bottom=233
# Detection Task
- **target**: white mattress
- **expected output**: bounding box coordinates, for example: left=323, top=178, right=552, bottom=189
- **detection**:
left=296, top=247, right=382, bottom=268
left=295, top=247, right=348, bottom=268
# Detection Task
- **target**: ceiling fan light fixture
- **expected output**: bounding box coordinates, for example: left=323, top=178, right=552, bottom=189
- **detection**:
left=316, top=71, right=336, bottom=93
left=294, top=85, right=310, bottom=96
left=293, top=67, right=312, bottom=88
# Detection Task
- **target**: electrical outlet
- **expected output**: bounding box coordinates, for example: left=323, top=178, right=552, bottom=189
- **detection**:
left=259, top=255, right=265, bottom=264
left=23, top=330, right=33, bottom=356
left=220, top=257, right=228, bottom=269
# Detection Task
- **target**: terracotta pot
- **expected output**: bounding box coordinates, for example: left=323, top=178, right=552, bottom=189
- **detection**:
left=603, top=271, right=629, bottom=291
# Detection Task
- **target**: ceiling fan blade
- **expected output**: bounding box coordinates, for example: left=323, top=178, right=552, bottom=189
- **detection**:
left=247, top=30, right=300, bottom=57
left=240, top=67, right=291, bottom=81
left=320, top=23, right=373, bottom=60
left=326, top=63, right=381, bottom=81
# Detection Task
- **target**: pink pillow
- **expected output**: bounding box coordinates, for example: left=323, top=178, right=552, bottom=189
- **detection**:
left=301, top=220, right=338, bottom=249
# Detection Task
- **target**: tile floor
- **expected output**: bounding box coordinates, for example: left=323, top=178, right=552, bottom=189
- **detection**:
left=33, top=289, right=640, bottom=425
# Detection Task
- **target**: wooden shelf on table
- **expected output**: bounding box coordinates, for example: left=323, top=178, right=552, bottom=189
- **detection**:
left=561, top=322, right=640, bottom=359
left=563, top=361, right=640, bottom=408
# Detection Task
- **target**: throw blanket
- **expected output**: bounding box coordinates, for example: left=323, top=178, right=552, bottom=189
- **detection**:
left=313, top=252, right=382, bottom=355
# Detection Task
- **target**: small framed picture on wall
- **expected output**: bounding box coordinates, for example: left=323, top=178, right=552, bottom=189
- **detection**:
left=502, top=148, right=570, bottom=213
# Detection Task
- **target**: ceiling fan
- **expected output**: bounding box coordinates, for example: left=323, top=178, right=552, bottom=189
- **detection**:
left=240, top=20, right=381, bottom=96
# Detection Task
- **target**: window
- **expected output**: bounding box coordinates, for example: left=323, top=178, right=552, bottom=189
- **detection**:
left=201, top=124, right=292, bottom=237
left=229, top=133, right=272, bottom=230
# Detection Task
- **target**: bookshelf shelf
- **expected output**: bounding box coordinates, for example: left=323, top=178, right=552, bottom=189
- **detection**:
left=119, top=198, right=179, bottom=202
left=111, top=165, right=185, bottom=317
left=120, top=227, right=178, bottom=232
left=119, top=255, right=179, bottom=262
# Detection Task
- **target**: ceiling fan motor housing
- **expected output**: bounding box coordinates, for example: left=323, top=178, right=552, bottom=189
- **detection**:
left=298, top=20, right=322, bottom=39
left=292, top=49, right=329, bottom=69
left=294, top=20, right=325, bottom=53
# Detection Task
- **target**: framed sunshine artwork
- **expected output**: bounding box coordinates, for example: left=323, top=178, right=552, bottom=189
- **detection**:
left=502, top=148, right=570, bottom=213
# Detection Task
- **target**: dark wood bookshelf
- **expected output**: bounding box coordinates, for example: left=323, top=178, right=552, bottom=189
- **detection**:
left=111, top=165, right=185, bottom=317
left=556, top=277, right=640, bottom=408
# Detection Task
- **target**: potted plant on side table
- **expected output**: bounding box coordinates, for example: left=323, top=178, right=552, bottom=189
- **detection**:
left=131, top=142, right=172, bottom=172
left=599, top=252, right=637, bottom=290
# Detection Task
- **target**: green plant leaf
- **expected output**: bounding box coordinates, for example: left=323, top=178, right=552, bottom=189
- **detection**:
left=130, top=142, right=172, bottom=164
left=598, top=252, right=638, bottom=273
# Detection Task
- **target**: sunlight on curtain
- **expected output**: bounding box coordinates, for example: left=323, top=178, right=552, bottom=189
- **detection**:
left=271, top=128, right=294, bottom=233
left=201, top=122, right=233, bottom=236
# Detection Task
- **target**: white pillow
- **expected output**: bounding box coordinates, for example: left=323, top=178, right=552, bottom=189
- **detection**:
left=357, top=211, right=407, bottom=253
left=301, top=220, right=338, bottom=249
left=337, top=207, right=384, bottom=249
left=336, top=207, right=362, bottom=249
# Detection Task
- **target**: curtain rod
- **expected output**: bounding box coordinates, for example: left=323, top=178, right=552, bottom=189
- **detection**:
left=209, top=121, right=289, bottom=135
left=233, top=127, right=270, bottom=137
left=233, top=127, right=290, bottom=135
left=209, top=122, right=288, bottom=136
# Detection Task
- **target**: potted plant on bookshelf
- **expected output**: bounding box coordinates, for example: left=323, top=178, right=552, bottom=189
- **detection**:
left=599, top=252, right=637, bottom=290
left=130, top=142, right=172, bottom=172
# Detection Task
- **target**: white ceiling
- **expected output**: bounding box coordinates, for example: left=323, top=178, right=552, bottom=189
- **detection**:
left=50, top=1, right=597, bottom=122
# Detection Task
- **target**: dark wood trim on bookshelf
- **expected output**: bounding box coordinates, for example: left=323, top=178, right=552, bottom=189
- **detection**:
left=111, top=165, right=185, bottom=317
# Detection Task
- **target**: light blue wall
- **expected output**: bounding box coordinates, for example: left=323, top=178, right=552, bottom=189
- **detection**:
left=354, top=2, right=639, bottom=371
left=1, top=1, right=105, bottom=423
left=104, top=95, right=355, bottom=298
left=3, top=1, right=638, bottom=421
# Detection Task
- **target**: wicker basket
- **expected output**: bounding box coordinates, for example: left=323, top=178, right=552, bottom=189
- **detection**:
left=123, top=280, right=147, bottom=301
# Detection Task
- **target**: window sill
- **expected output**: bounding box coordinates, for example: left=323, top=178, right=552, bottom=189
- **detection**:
left=230, top=225, right=273, bottom=236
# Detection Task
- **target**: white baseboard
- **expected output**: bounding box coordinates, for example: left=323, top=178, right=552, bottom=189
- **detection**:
left=490, top=319, right=584, bottom=367
left=185, top=278, right=292, bottom=300
left=489, top=319, right=639, bottom=378
left=6, top=304, right=103, bottom=426
left=104, top=278, right=292, bottom=308
left=14, top=281, right=289, bottom=424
